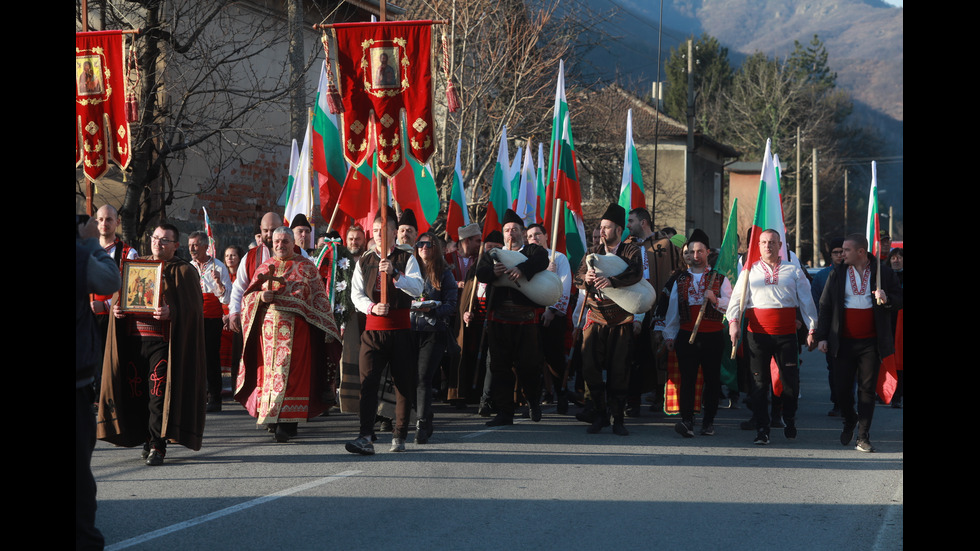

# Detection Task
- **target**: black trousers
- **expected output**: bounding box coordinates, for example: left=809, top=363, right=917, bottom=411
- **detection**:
left=204, top=317, right=223, bottom=401
left=834, top=337, right=880, bottom=441
left=675, top=329, right=723, bottom=423
left=488, top=322, right=541, bottom=417
left=359, top=330, right=416, bottom=439
left=745, top=331, right=799, bottom=430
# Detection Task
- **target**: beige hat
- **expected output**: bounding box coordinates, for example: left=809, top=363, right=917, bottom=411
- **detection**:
left=458, top=222, right=481, bottom=240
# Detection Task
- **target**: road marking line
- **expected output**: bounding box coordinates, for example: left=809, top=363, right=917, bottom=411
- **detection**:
left=105, top=469, right=361, bottom=550
left=871, top=481, right=903, bottom=551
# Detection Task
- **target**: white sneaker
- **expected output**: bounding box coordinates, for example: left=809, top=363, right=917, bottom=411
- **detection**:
left=390, top=437, right=406, bottom=452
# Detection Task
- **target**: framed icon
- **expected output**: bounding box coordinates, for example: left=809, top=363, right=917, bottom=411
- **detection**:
left=120, top=259, right=163, bottom=313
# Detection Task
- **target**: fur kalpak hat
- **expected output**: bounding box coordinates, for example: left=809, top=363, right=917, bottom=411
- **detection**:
left=687, top=228, right=710, bottom=249
left=600, top=203, right=626, bottom=229
left=290, top=213, right=312, bottom=230
left=502, top=209, right=524, bottom=228
left=398, top=208, right=418, bottom=230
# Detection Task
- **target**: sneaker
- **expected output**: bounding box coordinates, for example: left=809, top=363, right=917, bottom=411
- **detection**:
left=390, top=437, right=406, bottom=452
left=141, top=441, right=151, bottom=460
left=700, top=423, right=715, bottom=436
left=855, top=439, right=876, bottom=453
left=379, top=418, right=393, bottom=432
left=784, top=418, right=797, bottom=439
left=675, top=421, right=694, bottom=438
left=586, top=416, right=608, bottom=434
left=529, top=402, right=542, bottom=422
left=556, top=391, right=569, bottom=415
left=477, top=402, right=492, bottom=417
left=840, top=422, right=856, bottom=446
left=772, top=417, right=785, bottom=429
left=753, top=429, right=770, bottom=445
left=345, top=436, right=375, bottom=456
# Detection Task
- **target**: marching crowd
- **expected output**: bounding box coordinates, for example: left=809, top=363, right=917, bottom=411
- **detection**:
left=78, top=202, right=903, bottom=462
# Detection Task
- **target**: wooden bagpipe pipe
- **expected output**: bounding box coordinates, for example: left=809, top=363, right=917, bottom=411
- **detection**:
left=584, top=253, right=655, bottom=314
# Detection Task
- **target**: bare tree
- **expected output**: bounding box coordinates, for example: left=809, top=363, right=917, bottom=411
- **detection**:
left=76, top=0, right=322, bottom=246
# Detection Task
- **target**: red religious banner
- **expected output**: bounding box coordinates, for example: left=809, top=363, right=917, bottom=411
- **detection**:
left=332, top=21, right=434, bottom=178
left=76, top=30, right=132, bottom=182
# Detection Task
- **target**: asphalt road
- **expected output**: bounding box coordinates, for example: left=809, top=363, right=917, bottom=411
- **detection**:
left=91, top=347, right=903, bottom=550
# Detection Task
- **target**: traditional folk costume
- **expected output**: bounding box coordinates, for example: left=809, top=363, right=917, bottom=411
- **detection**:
left=350, top=240, right=424, bottom=443
left=236, top=257, right=339, bottom=440
left=575, top=240, right=643, bottom=434
left=728, top=258, right=817, bottom=442
left=98, top=256, right=207, bottom=456
left=477, top=216, right=549, bottom=426
left=815, top=257, right=901, bottom=450
left=663, top=232, right=732, bottom=435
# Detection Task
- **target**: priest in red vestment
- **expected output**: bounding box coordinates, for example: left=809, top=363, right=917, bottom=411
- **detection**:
left=235, top=227, right=340, bottom=442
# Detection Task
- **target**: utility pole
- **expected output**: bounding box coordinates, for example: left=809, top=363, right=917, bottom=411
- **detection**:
left=795, top=126, right=801, bottom=254
left=811, top=148, right=820, bottom=266
left=685, top=39, right=694, bottom=235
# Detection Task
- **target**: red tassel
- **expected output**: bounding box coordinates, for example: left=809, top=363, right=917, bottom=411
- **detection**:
left=441, top=33, right=460, bottom=113
left=322, top=31, right=344, bottom=114
left=446, top=81, right=461, bottom=113
left=326, top=82, right=344, bottom=115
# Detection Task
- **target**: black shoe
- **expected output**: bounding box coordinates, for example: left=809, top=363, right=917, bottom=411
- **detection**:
left=274, top=426, right=290, bottom=443
left=612, top=419, right=629, bottom=436
left=840, top=421, right=856, bottom=446
left=485, top=414, right=513, bottom=427
left=576, top=407, right=597, bottom=424
left=828, top=407, right=841, bottom=417
left=145, top=447, right=166, bottom=466
left=477, top=402, right=492, bottom=417
left=740, top=419, right=755, bottom=431
left=772, top=417, right=785, bottom=429
left=586, top=415, right=608, bottom=434
left=206, top=400, right=222, bottom=413
left=891, top=398, right=902, bottom=409
left=379, top=418, right=393, bottom=432
left=753, top=429, right=770, bottom=445
left=855, top=439, right=876, bottom=453
left=625, top=399, right=641, bottom=418
left=345, top=436, right=375, bottom=455
left=415, top=420, right=431, bottom=444
left=529, top=402, right=542, bottom=422
left=675, top=421, right=694, bottom=438
left=556, top=391, right=569, bottom=415
left=784, top=418, right=797, bottom=440
left=700, top=423, right=715, bottom=436
left=141, top=441, right=151, bottom=460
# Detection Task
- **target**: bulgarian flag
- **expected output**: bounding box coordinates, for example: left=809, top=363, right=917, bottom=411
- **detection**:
left=390, top=122, right=440, bottom=235
left=867, top=160, right=898, bottom=403
left=284, top=120, right=315, bottom=242
left=742, top=139, right=788, bottom=270
left=617, top=109, right=645, bottom=239
left=509, top=146, right=523, bottom=210
left=337, top=132, right=378, bottom=236
left=312, top=62, right=349, bottom=229
left=446, top=139, right=470, bottom=242
left=515, top=141, right=538, bottom=226
left=202, top=206, right=217, bottom=259
left=535, top=143, right=547, bottom=224
left=483, top=125, right=511, bottom=239
left=866, top=161, right=881, bottom=258
left=544, top=60, right=587, bottom=270
left=283, top=139, right=300, bottom=208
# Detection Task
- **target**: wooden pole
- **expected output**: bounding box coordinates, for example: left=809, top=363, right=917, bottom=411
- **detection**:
left=688, top=271, right=717, bottom=344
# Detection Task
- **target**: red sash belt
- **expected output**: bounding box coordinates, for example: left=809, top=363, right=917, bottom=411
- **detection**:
left=843, top=308, right=876, bottom=339
left=745, top=307, right=796, bottom=335
left=365, top=308, right=411, bottom=331
left=202, top=293, right=223, bottom=319
left=681, top=305, right=723, bottom=333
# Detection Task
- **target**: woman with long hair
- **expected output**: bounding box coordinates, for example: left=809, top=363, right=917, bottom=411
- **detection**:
left=221, top=245, right=245, bottom=396
left=410, top=232, right=457, bottom=444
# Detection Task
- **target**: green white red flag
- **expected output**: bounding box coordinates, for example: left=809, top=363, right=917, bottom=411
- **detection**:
left=509, top=146, right=523, bottom=211
left=867, top=159, right=897, bottom=402
left=390, top=123, right=440, bottom=235
left=202, top=206, right=217, bottom=259
left=535, top=143, right=547, bottom=225
left=446, top=139, right=470, bottom=242
left=484, top=125, right=511, bottom=239
left=617, top=109, right=645, bottom=239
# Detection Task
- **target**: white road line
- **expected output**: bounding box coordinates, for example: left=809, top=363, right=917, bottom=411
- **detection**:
left=871, top=481, right=903, bottom=551
left=105, top=470, right=362, bottom=550
left=461, top=416, right=533, bottom=438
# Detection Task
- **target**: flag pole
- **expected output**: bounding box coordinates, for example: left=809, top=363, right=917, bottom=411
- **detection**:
left=550, top=198, right=561, bottom=263
left=688, top=272, right=718, bottom=344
